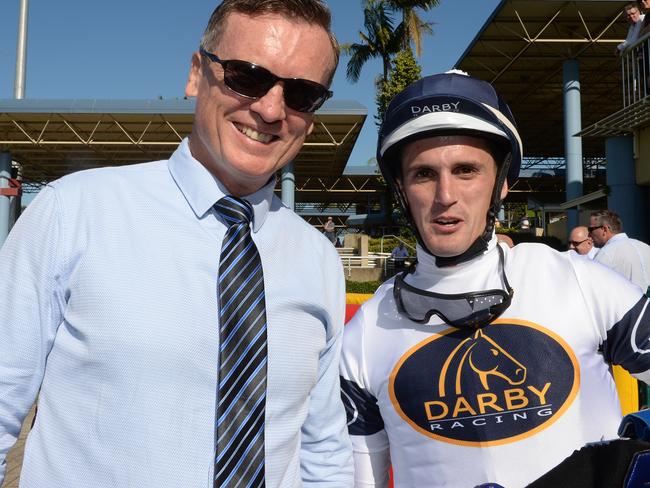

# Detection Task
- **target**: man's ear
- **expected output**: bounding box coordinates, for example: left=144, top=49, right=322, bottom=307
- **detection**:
left=185, top=52, right=203, bottom=97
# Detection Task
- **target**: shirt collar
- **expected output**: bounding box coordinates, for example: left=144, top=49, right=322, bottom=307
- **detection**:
left=167, top=138, right=274, bottom=232
left=415, top=233, right=499, bottom=274
left=605, top=232, right=628, bottom=246
left=407, top=233, right=502, bottom=293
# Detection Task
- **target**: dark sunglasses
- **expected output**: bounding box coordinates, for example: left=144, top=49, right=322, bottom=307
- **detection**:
left=568, top=238, right=589, bottom=247
left=587, top=225, right=604, bottom=233
left=199, top=49, right=333, bottom=113
left=393, top=245, right=513, bottom=329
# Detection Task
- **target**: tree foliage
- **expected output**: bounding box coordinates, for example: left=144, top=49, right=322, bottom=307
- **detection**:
left=342, top=0, right=437, bottom=86
left=384, top=0, right=438, bottom=56
left=375, top=48, right=422, bottom=125
left=341, top=1, right=401, bottom=84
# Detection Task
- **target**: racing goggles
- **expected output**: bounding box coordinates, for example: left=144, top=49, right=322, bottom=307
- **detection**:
left=200, top=49, right=333, bottom=113
left=393, top=245, right=513, bottom=329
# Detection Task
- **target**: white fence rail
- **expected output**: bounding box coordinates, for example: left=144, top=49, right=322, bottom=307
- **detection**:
left=338, top=252, right=413, bottom=278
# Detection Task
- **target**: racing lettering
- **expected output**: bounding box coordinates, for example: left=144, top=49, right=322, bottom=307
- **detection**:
left=528, top=383, right=551, bottom=404
left=452, top=397, right=477, bottom=417
left=504, top=388, right=528, bottom=410
left=477, top=393, right=503, bottom=414
left=423, top=383, right=552, bottom=421
left=411, top=101, right=460, bottom=115
left=425, top=401, right=447, bottom=421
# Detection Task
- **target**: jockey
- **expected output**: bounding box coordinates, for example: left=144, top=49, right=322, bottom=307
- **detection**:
left=340, top=71, right=650, bottom=487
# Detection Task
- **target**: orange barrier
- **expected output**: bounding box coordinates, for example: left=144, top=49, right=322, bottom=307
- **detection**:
left=613, top=365, right=640, bottom=415
left=345, top=293, right=373, bottom=323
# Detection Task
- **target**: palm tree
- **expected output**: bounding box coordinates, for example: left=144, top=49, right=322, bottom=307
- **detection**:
left=341, top=0, right=402, bottom=85
left=342, top=0, right=439, bottom=84
left=384, top=0, right=439, bottom=56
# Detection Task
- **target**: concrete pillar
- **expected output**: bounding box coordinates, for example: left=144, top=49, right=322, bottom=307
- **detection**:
left=0, top=152, right=12, bottom=247
left=359, top=234, right=369, bottom=266
left=281, top=161, right=295, bottom=211
left=563, top=59, right=584, bottom=232
left=606, top=136, right=650, bottom=242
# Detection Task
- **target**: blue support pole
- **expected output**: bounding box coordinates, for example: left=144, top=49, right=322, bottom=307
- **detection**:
left=563, top=59, right=584, bottom=232
left=606, top=136, right=650, bottom=242
left=0, top=152, right=12, bottom=247
left=281, top=161, right=295, bottom=211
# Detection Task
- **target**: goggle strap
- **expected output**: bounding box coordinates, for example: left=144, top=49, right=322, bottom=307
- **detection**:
left=393, top=243, right=513, bottom=328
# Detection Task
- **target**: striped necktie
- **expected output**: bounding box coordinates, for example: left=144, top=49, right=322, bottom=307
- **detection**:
left=213, top=195, right=267, bottom=488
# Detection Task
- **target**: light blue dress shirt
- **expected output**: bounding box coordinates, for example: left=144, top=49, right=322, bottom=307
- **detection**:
left=595, top=232, right=650, bottom=292
left=0, top=138, right=353, bottom=487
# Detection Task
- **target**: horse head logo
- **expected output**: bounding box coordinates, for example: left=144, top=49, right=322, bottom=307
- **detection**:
left=438, top=329, right=526, bottom=397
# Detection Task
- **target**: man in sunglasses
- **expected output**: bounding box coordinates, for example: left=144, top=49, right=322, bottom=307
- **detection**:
left=590, top=209, right=650, bottom=293
left=340, top=72, right=650, bottom=487
left=0, top=0, right=353, bottom=487
left=567, top=225, right=598, bottom=259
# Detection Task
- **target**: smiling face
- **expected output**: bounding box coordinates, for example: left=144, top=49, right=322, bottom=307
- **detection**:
left=185, top=12, right=335, bottom=196
left=398, top=135, right=507, bottom=257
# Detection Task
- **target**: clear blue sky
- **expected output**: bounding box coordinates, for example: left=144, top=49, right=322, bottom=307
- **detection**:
left=0, top=0, right=501, bottom=170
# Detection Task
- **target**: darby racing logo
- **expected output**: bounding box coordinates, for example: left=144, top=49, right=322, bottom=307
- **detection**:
left=388, top=319, right=579, bottom=446
left=411, top=100, right=460, bottom=116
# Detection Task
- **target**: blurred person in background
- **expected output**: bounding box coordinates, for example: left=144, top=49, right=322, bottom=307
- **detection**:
left=590, top=209, right=650, bottom=294
left=568, top=225, right=598, bottom=259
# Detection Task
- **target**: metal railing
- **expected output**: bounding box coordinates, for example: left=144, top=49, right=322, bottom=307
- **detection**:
left=337, top=235, right=416, bottom=278
left=621, top=31, right=650, bottom=107
left=379, top=234, right=417, bottom=254
left=339, top=252, right=414, bottom=278
left=340, top=254, right=385, bottom=278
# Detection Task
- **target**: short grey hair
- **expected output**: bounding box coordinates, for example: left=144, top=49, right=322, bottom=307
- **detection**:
left=199, top=0, right=339, bottom=85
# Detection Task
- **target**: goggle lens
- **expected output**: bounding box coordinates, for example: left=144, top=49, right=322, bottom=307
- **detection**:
left=395, top=279, right=510, bottom=329
left=393, top=245, right=513, bottom=329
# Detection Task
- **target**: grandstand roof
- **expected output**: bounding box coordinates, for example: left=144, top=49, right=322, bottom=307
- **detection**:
left=456, top=0, right=628, bottom=159
left=0, top=98, right=367, bottom=192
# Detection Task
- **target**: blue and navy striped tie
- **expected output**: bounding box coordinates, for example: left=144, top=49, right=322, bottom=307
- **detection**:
left=214, top=196, right=267, bottom=488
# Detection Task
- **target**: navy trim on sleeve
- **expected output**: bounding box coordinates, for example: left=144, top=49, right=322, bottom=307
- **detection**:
left=603, top=297, right=650, bottom=374
left=340, top=376, right=385, bottom=436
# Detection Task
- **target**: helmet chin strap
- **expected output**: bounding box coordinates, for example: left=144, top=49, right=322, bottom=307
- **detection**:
left=400, top=154, right=511, bottom=268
